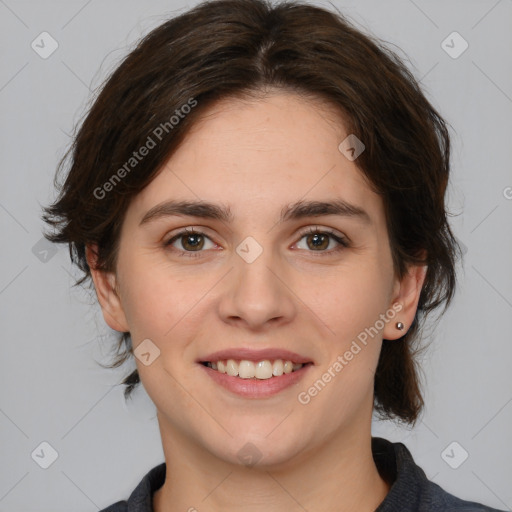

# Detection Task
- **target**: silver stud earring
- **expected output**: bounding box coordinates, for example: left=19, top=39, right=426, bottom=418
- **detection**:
left=396, top=322, right=404, bottom=330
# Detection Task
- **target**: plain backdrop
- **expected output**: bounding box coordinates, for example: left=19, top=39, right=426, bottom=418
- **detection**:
left=0, top=0, right=511, bottom=510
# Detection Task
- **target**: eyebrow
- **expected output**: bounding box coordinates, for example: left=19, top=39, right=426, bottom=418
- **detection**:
left=139, top=198, right=372, bottom=226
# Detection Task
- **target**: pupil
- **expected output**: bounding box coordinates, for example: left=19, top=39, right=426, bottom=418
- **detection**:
left=185, top=234, right=203, bottom=250
left=310, top=233, right=327, bottom=250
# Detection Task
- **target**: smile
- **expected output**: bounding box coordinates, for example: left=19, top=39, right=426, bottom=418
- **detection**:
left=202, top=359, right=309, bottom=380
left=199, top=360, right=313, bottom=398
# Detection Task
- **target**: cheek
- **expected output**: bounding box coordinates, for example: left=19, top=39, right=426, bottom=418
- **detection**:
left=304, top=263, right=390, bottom=344
left=301, top=270, right=388, bottom=413
left=115, top=249, right=170, bottom=338
left=117, top=254, right=212, bottom=343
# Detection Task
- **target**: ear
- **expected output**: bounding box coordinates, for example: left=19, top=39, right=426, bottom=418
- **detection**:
left=86, top=244, right=129, bottom=333
left=383, top=257, right=428, bottom=341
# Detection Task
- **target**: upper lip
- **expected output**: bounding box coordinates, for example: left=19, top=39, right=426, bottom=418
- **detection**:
left=198, top=348, right=313, bottom=364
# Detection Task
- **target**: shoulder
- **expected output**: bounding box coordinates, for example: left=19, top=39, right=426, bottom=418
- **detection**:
left=422, top=478, right=506, bottom=511
left=99, top=502, right=127, bottom=512
left=372, top=437, right=506, bottom=512
left=97, top=462, right=166, bottom=512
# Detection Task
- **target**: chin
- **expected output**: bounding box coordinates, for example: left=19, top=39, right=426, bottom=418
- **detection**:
left=208, top=432, right=304, bottom=470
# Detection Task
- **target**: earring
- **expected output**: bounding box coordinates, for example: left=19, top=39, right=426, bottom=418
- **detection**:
left=396, top=322, right=404, bottom=330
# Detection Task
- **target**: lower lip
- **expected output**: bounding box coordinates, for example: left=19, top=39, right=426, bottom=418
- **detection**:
left=199, top=363, right=313, bottom=398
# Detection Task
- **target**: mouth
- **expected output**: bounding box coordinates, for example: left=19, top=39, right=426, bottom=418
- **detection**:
left=200, top=359, right=314, bottom=380
left=197, top=348, right=314, bottom=397
left=199, top=357, right=314, bottom=399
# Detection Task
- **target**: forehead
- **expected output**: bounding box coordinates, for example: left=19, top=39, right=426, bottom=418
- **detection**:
left=128, top=92, right=382, bottom=223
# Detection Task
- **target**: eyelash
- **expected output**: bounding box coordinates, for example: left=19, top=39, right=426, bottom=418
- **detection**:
left=163, top=227, right=350, bottom=258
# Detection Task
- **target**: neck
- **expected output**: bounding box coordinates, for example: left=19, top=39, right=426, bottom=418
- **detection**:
left=153, top=415, right=390, bottom=512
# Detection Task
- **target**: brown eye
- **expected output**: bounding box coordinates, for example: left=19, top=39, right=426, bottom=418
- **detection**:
left=305, top=232, right=330, bottom=251
left=179, top=232, right=205, bottom=251
left=165, top=228, right=215, bottom=256
left=295, top=227, right=349, bottom=254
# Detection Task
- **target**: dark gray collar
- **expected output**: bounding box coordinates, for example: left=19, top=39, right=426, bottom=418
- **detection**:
left=100, top=437, right=503, bottom=511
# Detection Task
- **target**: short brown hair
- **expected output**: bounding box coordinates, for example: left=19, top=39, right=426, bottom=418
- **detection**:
left=43, top=0, right=462, bottom=425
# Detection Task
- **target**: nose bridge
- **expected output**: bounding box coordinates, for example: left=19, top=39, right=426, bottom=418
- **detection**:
left=219, top=235, right=295, bottom=328
left=235, top=237, right=282, bottom=303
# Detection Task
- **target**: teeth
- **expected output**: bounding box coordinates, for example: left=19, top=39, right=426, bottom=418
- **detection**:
left=226, top=359, right=238, bottom=377
left=205, top=359, right=305, bottom=379
left=255, top=360, right=273, bottom=379
left=239, top=360, right=256, bottom=378
left=272, top=360, right=284, bottom=376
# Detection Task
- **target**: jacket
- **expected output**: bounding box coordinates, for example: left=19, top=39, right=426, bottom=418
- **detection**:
left=99, top=437, right=507, bottom=511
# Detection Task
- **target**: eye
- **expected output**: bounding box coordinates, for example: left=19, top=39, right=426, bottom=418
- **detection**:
left=294, top=227, right=349, bottom=254
left=164, top=226, right=350, bottom=258
left=164, top=228, right=217, bottom=257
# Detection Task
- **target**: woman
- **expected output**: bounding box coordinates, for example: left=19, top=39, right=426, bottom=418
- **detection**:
left=42, top=0, right=506, bottom=510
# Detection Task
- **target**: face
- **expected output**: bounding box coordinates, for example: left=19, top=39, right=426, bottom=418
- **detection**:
left=91, top=92, right=424, bottom=469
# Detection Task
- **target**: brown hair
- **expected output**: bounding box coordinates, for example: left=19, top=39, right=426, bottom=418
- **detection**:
left=42, top=0, right=462, bottom=425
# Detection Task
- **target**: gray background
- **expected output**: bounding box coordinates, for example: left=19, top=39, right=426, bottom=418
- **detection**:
left=1, top=0, right=511, bottom=510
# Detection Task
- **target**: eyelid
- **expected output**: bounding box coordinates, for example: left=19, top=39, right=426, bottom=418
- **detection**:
left=297, top=225, right=349, bottom=243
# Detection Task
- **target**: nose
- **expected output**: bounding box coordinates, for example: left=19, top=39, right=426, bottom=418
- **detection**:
left=217, top=246, right=297, bottom=331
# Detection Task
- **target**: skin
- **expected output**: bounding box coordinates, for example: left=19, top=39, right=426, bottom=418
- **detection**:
left=87, top=91, right=427, bottom=512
